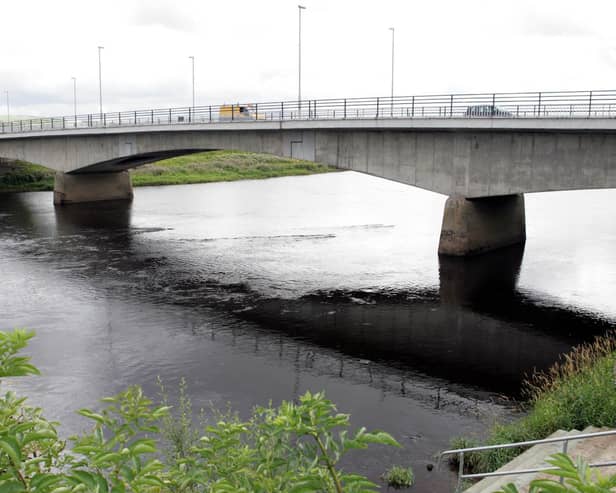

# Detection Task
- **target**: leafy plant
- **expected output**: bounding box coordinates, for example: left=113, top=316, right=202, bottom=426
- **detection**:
left=494, top=453, right=616, bottom=492
left=381, top=465, right=414, bottom=489
left=0, top=329, right=401, bottom=492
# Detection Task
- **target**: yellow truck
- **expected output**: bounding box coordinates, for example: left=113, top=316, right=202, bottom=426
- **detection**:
left=219, top=104, right=258, bottom=121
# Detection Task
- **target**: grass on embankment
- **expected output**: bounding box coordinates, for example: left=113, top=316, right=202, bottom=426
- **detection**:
left=451, top=333, right=616, bottom=474
left=0, top=161, right=55, bottom=192
left=0, top=151, right=337, bottom=193
left=130, top=150, right=336, bottom=186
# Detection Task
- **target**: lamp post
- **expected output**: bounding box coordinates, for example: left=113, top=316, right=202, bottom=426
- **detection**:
left=298, top=5, right=306, bottom=115
left=389, top=27, right=395, bottom=116
left=189, top=56, right=195, bottom=109
left=98, top=46, right=104, bottom=117
left=71, top=77, right=77, bottom=126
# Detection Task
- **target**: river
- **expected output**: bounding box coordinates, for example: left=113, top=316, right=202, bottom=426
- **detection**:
left=1, top=171, right=615, bottom=491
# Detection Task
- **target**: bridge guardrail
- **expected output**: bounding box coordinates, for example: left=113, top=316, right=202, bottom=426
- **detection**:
left=2, top=89, right=616, bottom=134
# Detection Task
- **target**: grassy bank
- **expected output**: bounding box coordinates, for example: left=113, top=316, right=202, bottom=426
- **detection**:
left=451, top=334, right=616, bottom=474
left=0, top=151, right=337, bottom=192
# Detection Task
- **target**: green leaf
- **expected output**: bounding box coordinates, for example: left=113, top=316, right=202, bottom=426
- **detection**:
left=0, top=436, right=22, bottom=464
left=0, top=480, right=26, bottom=493
left=22, top=430, right=57, bottom=444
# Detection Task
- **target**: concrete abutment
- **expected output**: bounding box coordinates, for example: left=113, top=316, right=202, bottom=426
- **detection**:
left=438, top=194, right=526, bottom=256
left=53, top=171, right=133, bottom=205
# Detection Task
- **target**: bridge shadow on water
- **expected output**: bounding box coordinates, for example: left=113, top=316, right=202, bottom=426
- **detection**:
left=1, top=193, right=613, bottom=401
left=232, top=245, right=613, bottom=398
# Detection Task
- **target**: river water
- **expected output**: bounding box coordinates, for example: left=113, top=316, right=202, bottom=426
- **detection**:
left=1, top=171, right=615, bottom=492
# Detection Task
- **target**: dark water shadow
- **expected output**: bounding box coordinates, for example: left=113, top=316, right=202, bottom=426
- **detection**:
left=54, top=201, right=132, bottom=235
left=232, top=244, right=612, bottom=397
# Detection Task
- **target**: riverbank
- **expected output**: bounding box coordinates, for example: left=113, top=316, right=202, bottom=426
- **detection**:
left=0, top=151, right=337, bottom=192
left=451, top=333, right=616, bottom=474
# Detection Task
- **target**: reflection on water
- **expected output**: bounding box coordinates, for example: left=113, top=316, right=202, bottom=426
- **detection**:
left=1, top=172, right=615, bottom=492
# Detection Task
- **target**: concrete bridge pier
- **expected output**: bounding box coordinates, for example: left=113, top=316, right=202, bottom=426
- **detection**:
left=53, top=171, right=133, bottom=205
left=438, top=194, right=526, bottom=256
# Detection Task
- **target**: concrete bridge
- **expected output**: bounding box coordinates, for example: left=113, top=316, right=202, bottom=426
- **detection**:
left=2, top=90, right=616, bottom=256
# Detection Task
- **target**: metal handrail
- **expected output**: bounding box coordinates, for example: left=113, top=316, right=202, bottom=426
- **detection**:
left=2, top=89, right=616, bottom=135
left=438, top=429, right=616, bottom=492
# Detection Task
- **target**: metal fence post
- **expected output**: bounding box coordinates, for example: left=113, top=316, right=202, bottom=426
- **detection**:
left=588, top=91, right=593, bottom=117
left=281, top=102, right=284, bottom=120
left=450, top=95, right=454, bottom=117
left=119, top=112, right=122, bottom=126
left=411, top=96, right=415, bottom=117
left=456, top=452, right=464, bottom=493
left=169, top=108, right=172, bottom=124
left=255, top=103, right=258, bottom=120
left=344, top=99, right=347, bottom=119
left=538, top=92, right=542, bottom=117
left=376, top=97, right=380, bottom=119
left=151, top=110, right=154, bottom=124
left=189, top=107, right=192, bottom=123
left=209, top=106, right=212, bottom=122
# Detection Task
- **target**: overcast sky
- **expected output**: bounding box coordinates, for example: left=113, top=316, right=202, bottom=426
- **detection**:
left=2, top=0, right=616, bottom=118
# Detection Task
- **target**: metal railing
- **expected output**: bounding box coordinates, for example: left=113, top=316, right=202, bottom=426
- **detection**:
left=438, top=429, right=616, bottom=492
left=2, top=89, right=616, bottom=135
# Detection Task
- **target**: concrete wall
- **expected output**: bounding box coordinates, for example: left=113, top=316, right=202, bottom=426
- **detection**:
left=1, top=123, right=616, bottom=198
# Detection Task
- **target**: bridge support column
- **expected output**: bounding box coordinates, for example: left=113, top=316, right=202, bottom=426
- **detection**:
left=53, top=171, right=133, bottom=205
left=438, top=194, right=526, bottom=256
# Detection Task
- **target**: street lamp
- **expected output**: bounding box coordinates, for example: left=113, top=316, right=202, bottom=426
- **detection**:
left=98, top=46, right=104, bottom=117
left=71, top=77, right=77, bottom=126
left=389, top=27, right=395, bottom=116
left=298, top=5, right=306, bottom=115
left=188, top=56, right=195, bottom=109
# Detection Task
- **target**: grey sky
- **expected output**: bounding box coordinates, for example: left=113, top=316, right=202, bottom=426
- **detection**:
left=2, top=0, right=616, bottom=118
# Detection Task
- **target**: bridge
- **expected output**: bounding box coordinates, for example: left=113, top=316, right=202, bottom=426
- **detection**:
left=1, top=89, right=616, bottom=256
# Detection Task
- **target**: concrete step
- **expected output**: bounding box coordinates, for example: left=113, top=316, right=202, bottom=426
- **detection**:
left=464, top=429, right=585, bottom=493
left=513, top=426, right=614, bottom=493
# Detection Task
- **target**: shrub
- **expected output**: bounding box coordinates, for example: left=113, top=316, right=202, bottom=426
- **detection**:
left=381, top=465, right=414, bottom=489
left=450, top=332, right=616, bottom=474
left=0, top=329, right=400, bottom=492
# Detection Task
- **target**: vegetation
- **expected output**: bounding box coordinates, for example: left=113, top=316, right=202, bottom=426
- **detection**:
left=0, top=329, right=400, bottom=492
left=494, top=453, right=616, bottom=492
left=0, top=161, right=54, bottom=192
left=130, top=150, right=336, bottom=187
left=0, top=151, right=337, bottom=192
left=381, top=465, right=414, bottom=489
left=450, top=333, right=616, bottom=474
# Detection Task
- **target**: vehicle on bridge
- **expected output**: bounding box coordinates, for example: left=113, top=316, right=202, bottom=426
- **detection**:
left=465, top=105, right=512, bottom=117
left=219, top=104, right=259, bottom=121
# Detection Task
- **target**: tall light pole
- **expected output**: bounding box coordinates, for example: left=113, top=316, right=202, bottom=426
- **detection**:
left=389, top=27, right=395, bottom=116
left=4, top=91, right=8, bottom=122
left=188, top=56, right=195, bottom=109
left=98, top=46, right=104, bottom=117
left=298, top=5, right=306, bottom=114
left=71, top=77, right=77, bottom=125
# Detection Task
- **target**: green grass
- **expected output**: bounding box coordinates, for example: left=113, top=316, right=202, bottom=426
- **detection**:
left=130, top=150, right=336, bottom=186
left=381, top=465, right=414, bottom=489
left=449, top=333, right=616, bottom=474
left=0, top=150, right=338, bottom=193
left=0, top=161, right=55, bottom=192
